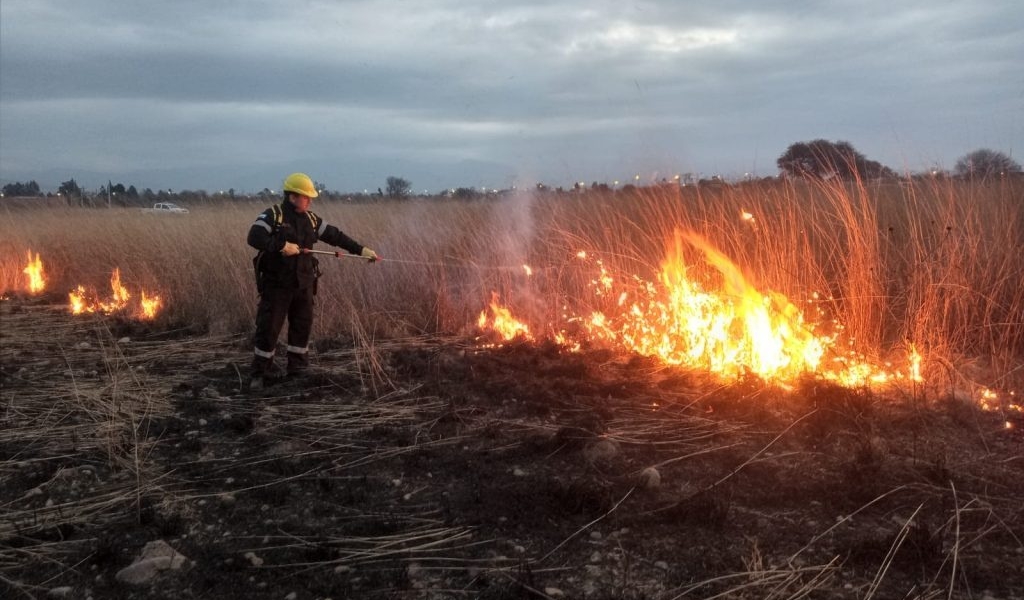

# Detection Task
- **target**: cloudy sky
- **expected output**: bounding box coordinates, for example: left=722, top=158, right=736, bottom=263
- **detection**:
left=1, top=0, right=1021, bottom=194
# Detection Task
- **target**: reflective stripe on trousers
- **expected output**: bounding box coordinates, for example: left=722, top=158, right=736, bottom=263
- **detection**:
left=253, top=285, right=315, bottom=360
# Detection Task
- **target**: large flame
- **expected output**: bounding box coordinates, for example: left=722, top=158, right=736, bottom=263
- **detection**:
left=22, top=251, right=46, bottom=294
left=479, top=230, right=926, bottom=388
left=68, top=268, right=162, bottom=320
left=593, top=231, right=827, bottom=380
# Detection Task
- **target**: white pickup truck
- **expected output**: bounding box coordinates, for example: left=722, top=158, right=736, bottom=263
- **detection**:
left=142, top=202, right=189, bottom=214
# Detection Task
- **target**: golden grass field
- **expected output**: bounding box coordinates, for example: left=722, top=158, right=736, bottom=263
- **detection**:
left=3, top=177, right=1022, bottom=392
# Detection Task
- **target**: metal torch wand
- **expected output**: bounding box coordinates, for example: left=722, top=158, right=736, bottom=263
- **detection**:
left=302, top=249, right=377, bottom=261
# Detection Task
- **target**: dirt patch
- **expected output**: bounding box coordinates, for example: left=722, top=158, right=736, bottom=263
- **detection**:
left=2, top=299, right=1023, bottom=599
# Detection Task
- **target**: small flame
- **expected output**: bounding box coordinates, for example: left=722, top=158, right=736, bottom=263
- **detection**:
left=478, top=292, right=532, bottom=342
left=22, top=251, right=46, bottom=294
left=108, top=268, right=131, bottom=310
left=140, top=291, right=162, bottom=320
left=68, top=268, right=161, bottom=320
left=523, top=265, right=533, bottom=277
left=69, top=285, right=88, bottom=314
left=908, top=345, right=923, bottom=382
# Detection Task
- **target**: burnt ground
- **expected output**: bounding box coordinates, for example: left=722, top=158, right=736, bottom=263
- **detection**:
left=2, top=296, right=1023, bottom=600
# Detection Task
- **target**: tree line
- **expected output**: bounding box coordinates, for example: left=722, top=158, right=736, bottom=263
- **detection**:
left=776, top=143, right=1020, bottom=180
left=3, top=145, right=1020, bottom=201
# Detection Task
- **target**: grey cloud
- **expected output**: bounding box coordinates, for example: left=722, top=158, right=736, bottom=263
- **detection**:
left=1, top=0, right=1021, bottom=192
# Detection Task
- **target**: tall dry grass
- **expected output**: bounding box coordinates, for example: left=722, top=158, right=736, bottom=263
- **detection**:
left=1, top=177, right=1021, bottom=389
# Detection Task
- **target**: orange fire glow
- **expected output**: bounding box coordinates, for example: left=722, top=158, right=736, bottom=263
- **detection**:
left=478, top=292, right=532, bottom=342
left=22, top=251, right=46, bottom=294
left=68, top=268, right=162, bottom=320
left=139, top=291, right=162, bottom=320
left=478, top=230, right=927, bottom=389
left=582, top=231, right=828, bottom=381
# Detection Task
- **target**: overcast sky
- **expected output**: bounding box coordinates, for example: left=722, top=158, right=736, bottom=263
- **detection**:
left=1, top=0, right=1021, bottom=194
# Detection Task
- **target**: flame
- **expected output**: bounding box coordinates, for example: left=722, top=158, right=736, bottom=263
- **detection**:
left=478, top=230, right=927, bottom=388
left=68, top=268, right=161, bottom=320
left=107, top=268, right=131, bottom=310
left=22, top=251, right=46, bottom=294
left=140, top=291, right=162, bottom=320
left=478, top=292, right=532, bottom=342
left=69, top=285, right=88, bottom=314
left=587, top=231, right=826, bottom=380
left=908, top=346, right=924, bottom=382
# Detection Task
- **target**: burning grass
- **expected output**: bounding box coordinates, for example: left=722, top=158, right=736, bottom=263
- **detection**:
left=4, top=177, right=1021, bottom=398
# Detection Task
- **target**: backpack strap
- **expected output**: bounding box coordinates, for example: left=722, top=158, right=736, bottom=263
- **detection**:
left=268, top=204, right=317, bottom=232
left=271, top=204, right=283, bottom=230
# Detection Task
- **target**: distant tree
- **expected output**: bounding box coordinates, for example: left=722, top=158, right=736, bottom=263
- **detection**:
left=58, top=178, right=82, bottom=199
left=452, top=187, right=479, bottom=200
left=954, top=149, right=1021, bottom=179
left=385, top=176, right=411, bottom=199
left=2, top=180, right=42, bottom=196
left=777, top=139, right=893, bottom=180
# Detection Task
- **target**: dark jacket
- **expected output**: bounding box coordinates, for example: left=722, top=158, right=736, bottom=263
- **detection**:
left=248, top=200, right=364, bottom=290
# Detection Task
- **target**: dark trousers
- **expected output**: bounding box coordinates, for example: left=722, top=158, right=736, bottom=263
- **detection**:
left=251, top=285, right=314, bottom=376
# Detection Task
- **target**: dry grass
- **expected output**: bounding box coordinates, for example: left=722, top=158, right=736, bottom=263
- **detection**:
left=2, top=177, right=1022, bottom=391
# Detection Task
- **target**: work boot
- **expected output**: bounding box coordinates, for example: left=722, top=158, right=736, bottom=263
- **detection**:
left=286, top=352, right=309, bottom=378
left=248, top=355, right=276, bottom=391
left=248, top=376, right=265, bottom=391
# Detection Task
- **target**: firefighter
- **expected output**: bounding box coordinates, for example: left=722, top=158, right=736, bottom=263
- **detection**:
left=247, top=172, right=378, bottom=388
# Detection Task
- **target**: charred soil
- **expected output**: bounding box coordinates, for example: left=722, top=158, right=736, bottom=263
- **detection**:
left=2, top=298, right=1023, bottom=599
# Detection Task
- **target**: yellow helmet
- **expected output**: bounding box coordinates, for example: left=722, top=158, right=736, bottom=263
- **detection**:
left=283, top=172, right=319, bottom=198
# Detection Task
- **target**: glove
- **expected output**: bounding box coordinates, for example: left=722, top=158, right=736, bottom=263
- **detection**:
left=360, top=247, right=379, bottom=262
left=281, top=242, right=300, bottom=257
